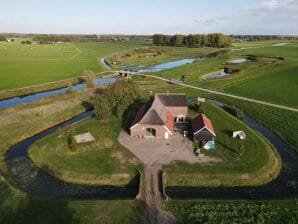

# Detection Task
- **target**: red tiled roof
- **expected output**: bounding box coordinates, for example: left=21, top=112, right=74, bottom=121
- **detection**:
left=165, top=111, right=174, bottom=133
left=192, top=113, right=216, bottom=136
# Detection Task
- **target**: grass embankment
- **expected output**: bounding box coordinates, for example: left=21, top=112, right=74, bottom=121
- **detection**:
left=211, top=95, right=298, bottom=152
left=167, top=199, right=298, bottom=224
left=163, top=102, right=281, bottom=187
left=0, top=40, right=145, bottom=91
left=0, top=176, right=147, bottom=224
left=107, top=46, right=219, bottom=69
left=0, top=90, right=93, bottom=175
left=29, top=116, right=142, bottom=186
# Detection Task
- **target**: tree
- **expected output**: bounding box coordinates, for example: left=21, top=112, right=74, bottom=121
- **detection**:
left=93, top=94, right=112, bottom=121
left=0, top=36, right=6, bottom=42
left=110, top=79, right=139, bottom=117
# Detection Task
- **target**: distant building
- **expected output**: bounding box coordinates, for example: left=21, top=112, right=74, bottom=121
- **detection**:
left=130, top=93, right=188, bottom=139
left=192, top=113, right=216, bottom=142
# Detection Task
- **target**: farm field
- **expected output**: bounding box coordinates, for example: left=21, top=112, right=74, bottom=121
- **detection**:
left=29, top=116, right=142, bottom=186
left=167, top=199, right=298, bottom=224
left=147, top=41, right=298, bottom=108
left=163, top=102, right=280, bottom=187
left=0, top=40, right=147, bottom=91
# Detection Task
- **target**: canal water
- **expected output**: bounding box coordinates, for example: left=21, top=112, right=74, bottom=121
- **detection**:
left=5, top=101, right=298, bottom=199
left=5, top=111, right=140, bottom=199
left=165, top=101, right=298, bottom=199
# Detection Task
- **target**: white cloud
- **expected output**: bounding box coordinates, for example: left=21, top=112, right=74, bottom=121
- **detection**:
left=245, top=0, right=298, bottom=13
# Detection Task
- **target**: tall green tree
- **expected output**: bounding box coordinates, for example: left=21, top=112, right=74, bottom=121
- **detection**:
left=93, top=94, right=112, bottom=121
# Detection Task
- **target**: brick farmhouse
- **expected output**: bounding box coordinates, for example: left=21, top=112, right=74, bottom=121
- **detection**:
left=130, top=93, right=216, bottom=144
left=130, top=93, right=188, bottom=139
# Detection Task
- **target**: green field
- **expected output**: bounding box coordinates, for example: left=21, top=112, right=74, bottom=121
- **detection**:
left=29, top=116, right=142, bottom=185
left=141, top=41, right=298, bottom=108
left=0, top=40, right=146, bottom=91
left=167, top=199, right=298, bottom=224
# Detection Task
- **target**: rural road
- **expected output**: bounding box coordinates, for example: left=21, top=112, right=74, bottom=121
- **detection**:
left=140, top=74, right=298, bottom=113
left=145, top=164, right=176, bottom=224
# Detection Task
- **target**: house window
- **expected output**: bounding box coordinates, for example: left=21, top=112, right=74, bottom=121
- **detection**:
left=146, top=128, right=156, bottom=138
left=175, top=116, right=186, bottom=123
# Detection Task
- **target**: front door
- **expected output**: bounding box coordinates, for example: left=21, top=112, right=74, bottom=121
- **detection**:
left=164, top=132, right=169, bottom=139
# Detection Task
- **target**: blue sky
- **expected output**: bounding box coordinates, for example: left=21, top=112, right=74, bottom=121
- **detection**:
left=0, top=0, right=297, bottom=34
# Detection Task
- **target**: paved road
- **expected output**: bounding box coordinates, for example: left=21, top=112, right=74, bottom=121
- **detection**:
left=141, top=74, right=298, bottom=113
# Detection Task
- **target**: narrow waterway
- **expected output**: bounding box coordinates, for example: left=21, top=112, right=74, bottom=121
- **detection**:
left=0, top=49, right=229, bottom=110
left=165, top=101, right=298, bottom=199
left=4, top=101, right=298, bottom=199
left=5, top=111, right=140, bottom=199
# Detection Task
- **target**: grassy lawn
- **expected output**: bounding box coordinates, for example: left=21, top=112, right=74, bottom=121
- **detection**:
left=163, top=102, right=281, bottom=187
left=0, top=40, right=146, bottom=91
left=166, top=199, right=298, bottom=224
left=28, top=116, right=142, bottom=186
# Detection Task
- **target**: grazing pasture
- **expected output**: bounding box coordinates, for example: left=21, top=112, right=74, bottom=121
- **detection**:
left=0, top=40, right=146, bottom=91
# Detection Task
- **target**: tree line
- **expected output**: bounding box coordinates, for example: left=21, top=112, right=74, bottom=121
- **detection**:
left=152, top=33, right=232, bottom=48
left=232, top=35, right=298, bottom=41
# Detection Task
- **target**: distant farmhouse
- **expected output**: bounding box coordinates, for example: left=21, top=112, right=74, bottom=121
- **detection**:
left=130, top=93, right=216, bottom=148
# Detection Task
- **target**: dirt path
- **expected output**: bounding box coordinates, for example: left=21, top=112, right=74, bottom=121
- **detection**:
left=145, top=164, right=176, bottom=224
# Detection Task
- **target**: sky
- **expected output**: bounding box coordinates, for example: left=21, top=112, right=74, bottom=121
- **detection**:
left=0, top=0, right=297, bottom=35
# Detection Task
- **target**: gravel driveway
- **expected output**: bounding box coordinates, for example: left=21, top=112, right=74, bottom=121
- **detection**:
left=119, top=130, right=221, bottom=166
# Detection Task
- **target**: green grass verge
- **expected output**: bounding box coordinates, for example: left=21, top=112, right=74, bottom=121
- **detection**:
left=167, top=199, right=298, bottom=224
left=163, top=102, right=281, bottom=187
left=28, top=116, right=142, bottom=186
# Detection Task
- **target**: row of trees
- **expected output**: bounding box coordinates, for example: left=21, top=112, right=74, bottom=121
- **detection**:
left=93, top=79, right=139, bottom=121
left=152, top=33, right=232, bottom=48
left=232, top=35, right=298, bottom=41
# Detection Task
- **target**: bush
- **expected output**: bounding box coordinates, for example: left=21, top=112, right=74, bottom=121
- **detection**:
left=224, top=67, right=241, bottom=74
left=67, top=134, right=77, bottom=152
left=83, top=70, right=96, bottom=88
left=223, top=105, right=243, bottom=119
left=65, top=83, right=74, bottom=94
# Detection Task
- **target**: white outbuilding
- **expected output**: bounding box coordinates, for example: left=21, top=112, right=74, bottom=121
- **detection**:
left=232, top=131, right=246, bottom=140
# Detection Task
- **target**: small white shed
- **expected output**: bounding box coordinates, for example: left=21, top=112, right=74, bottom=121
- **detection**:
left=232, top=131, right=246, bottom=140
